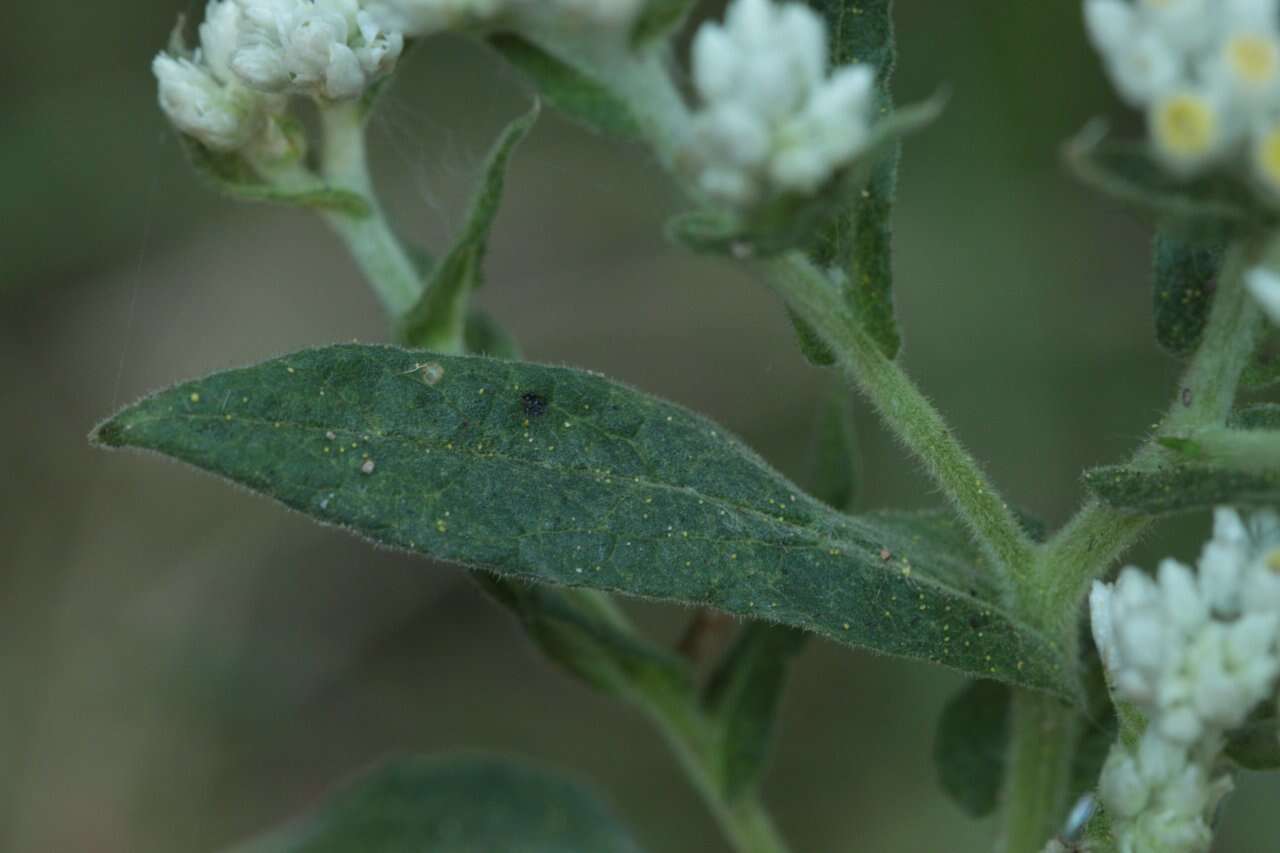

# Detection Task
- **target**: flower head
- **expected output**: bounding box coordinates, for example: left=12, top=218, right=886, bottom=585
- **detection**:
left=685, top=0, right=878, bottom=208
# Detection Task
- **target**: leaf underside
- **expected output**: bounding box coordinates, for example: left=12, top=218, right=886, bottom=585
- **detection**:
left=225, top=755, right=644, bottom=853
left=1152, top=228, right=1225, bottom=357
left=94, top=346, right=1070, bottom=696
left=1085, top=463, right=1280, bottom=514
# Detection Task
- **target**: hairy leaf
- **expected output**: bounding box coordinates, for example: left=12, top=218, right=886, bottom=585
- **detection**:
left=1065, top=121, right=1263, bottom=224
left=933, top=680, right=1010, bottom=817
left=225, top=755, right=644, bottom=853
left=399, top=103, right=538, bottom=350
left=489, top=35, right=640, bottom=139
left=93, top=346, right=1071, bottom=696
left=1085, top=463, right=1280, bottom=514
left=182, top=136, right=370, bottom=216
left=1152, top=228, right=1225, bottom=357
left=786, top=307, right=837, bottom=367
left=806, top=385, right=859, bottom=511
left=702, top=624, right=808, bottom=800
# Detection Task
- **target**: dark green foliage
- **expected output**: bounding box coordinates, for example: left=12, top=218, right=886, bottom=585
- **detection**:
left=225, top=755, right=644, bottom=852
left=806, top=0, right=902, bottom=359
left=702, top=624, right=809, bottom=800
left=1230, top=403, right=1280, bottom=429
left=933, top=680, right=1010, bottom=817
left=181, top=136, right=370, bottom=216
left=786, top=307, right=837, bottom=367
left=464, top=310, right=523, bottom=359
left=399, top=104, right=538, bottom=349
left=1085, top=463, right=1280, bottom=513
left=1065, top=122, right=1264, bottom=225
left=94, top=346, right=1072, bottom=695
left=1152, top=229, right=1225, bottom=357
left=1226, top=707, right=1280, bottom=770
left=806, top=386, right=859, bottom=511
left=488, top=35, right=641, bottom=139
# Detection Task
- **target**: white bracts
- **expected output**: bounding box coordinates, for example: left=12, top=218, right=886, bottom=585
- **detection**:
left=685, top=0, right=878, bottom=208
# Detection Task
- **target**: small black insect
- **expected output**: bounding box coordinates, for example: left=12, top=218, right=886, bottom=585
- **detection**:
left=520, top=392, right=549, bottom=418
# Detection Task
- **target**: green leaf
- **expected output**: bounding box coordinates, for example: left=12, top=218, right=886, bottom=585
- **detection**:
left=1064, top=121, right=1264, bottom=225
left=182, top=135, right=371, bottom=217
left=398, top=103, right=538, bottom=350
left=702, top=624, right=808, bottom=800
left=488, top=35, right=640, bottom=139
left=464, top=309, right=523, bottom=360
left=630, top=0, right=695, bottom=48
left=225, top=755, right=644, bottom=853
left=1242, top=339, right=1280, bottom=389
left=1084, top=463, right=1280, bottom=514
left=933, top=680, right=1010, bottom=817
left=1152, top=228, right=1226, bottom=357
left=1231, top=402, right=1280, bottom=429
left=92, top=346, right=1072, bottom=696
left=1226, top=706, right=1280, bottom=770
left=478, top=576, right=694, bottom=701
left=806, top=385, right=859, bottom=511
left=806, top=0, right=902, bottom=358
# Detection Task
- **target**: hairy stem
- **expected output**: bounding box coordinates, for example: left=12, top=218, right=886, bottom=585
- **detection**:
left=1032, top=238, right=1265, bottom=630
left=763, top=253, right=1036, bottom=590
left=639, top=683, right=792, bottom=853
left=317, top=101, right=423, bottom=317
left=999, top=692, right=1078, bottom=853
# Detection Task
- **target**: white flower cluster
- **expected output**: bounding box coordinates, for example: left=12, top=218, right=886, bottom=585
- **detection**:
left=1084, top=0, right=1280, bottom=195
left=686, top=0, right=878, bottom=208
left=1090, top=507, right=1280, bottom=853
left=361, top=0, right=642, bottom=39
left=153, top=0, right=404, bottom=151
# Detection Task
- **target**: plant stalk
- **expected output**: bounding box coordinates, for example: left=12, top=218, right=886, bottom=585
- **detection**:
left=317, top=101, right=423, bottom=317
left=999, top=692, right=1078, bottom=853
left=762, top=253, right=1037, bottom=590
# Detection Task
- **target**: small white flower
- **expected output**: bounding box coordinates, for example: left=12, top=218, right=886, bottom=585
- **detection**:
left=1085, top=0, right=1136, bottom=54
left=1148, top=86, right=1230, bottom=174
left=154, top=54, right=262, bottom=150
left=200, top=0, right=244, bottom=83
left=1247, top=265, right=1280, bottom=323
left=231, top=0, right=404, bottom=100
left=686, top=0, right=878, bottom=208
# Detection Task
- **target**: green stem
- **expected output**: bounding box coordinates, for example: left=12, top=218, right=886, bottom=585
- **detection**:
left=1165, top=426, right=1280, bottom=472
left=762, top=253, right=1036, bottom=589
left=1032, top=237, right=1265, bottom=629
left=317, top=101, right=423, bottom=317
left=638, top=684, right=792, bottom=853
left=999, top=692, right=1077, bottom=853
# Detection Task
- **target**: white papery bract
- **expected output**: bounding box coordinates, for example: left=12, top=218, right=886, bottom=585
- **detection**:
left=685, top=0, right=877, bottom=208
left=1090, top=507, right=1280, bottom=853
left=231, top=0, right=404, bottom=100
left=1083, top=0, right=1280, bottom=182
left=153, top=1, right=284, bottom=151
left=1247, top=266, right=1280, bottom=324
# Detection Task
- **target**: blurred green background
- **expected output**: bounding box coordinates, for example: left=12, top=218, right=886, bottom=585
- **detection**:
left=4, top=2, right=1278, bottom=851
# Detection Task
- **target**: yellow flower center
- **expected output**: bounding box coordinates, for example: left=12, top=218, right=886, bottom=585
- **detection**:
left=1228, top=35, right=1279, bottom=86
left=1153, top=93, right=1216, bottom=160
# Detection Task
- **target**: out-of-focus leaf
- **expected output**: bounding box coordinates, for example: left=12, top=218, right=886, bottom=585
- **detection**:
left=630, top=0, right=695, bottom=47
left=1226, top=706, right=1280, bottom=770
left=933, top=680, right=1010, bottom=817
left=1242, top=336, right=1280, bottom=389
left=1152, top=228, right=1225, bottom=357
left=1231, top=403, right=1280, bottom=429
left=806, top=385, right=859, bottom=511
left=464, top=309, right=522, bottom=359
left=702, top=624, right=808, bottom=800
left=225, top=755, right=645, bottom=853
left=805, top=0, right=903, bottom=358
left=398, top=103, right=538, bottom=350
left=786, top=307, right=838, bottom=366
left=489, top=35, right=640, bottom=139
left=1065, top=121, right=1264, bottom=225
left=93, top=346, right=1073, bottom=696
